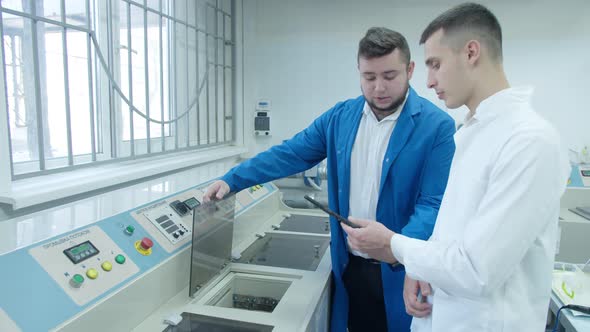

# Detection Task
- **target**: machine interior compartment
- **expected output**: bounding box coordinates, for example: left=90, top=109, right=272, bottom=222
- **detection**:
left=569, top=206, right=590, bottom=221
left=277, top=214, right=330, bottom=234
left=205, top=273, right=292, bottom=313
left=162, top=312, right=274, bottom=332
left=236, top=233, right=329, bottom=271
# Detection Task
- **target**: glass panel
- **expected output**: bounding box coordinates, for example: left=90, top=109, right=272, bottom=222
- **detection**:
left=40, top=0, right=60, bottom=22
left=146, top=0, right=160, bottom=11
left=224, top=67, right=232, bottom=142
left=187, top=0, right=195, bottom=27
left=4, top=13, right=41, bottom=168
left=187, top=26, right=197, bottom=146
left=175, top=19, right=188, bottom=147
left=130, top=3, right=146, bottom=154
left=64, top=0, right=90, bottom=27
left=66, top=31, right=92, bottom=156
left=1, top=0, right=24, bottom=12
left=42, top=26, right=67, bottom=159
left=146, top=12, right=169, bottom=148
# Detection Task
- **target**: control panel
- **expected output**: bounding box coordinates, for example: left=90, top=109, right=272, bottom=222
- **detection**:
left=144, top=204, right=191, bottom=244
left=29, top=226, right=139, bottom=306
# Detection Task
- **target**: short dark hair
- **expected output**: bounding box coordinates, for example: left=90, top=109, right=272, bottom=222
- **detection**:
left=358, top=27, right=411, bottom=64
left=420, top=3, right=503, bottom=62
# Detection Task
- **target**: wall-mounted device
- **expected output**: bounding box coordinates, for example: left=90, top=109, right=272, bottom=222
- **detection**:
left=254, top=99, right=271, bottom=137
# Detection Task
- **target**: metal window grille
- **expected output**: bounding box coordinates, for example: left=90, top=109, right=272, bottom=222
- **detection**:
left=0, top=0, right=235, bottom=179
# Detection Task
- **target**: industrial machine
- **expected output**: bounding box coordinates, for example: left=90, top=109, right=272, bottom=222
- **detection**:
left=548, top=166, right=590, bottom=332
left=0, top=177, right=332, bottom=332
left=556, top=182, right=590, bottom=264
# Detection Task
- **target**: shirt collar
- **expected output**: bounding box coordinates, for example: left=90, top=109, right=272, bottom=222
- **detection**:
left=363, top=90, right=409, bottom=122
left=463, top=86, right=534, bottom=127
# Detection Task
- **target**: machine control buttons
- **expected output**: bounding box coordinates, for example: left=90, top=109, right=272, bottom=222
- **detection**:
left=125, top=225, right=135, bottom=235
left=141, top=237, right=153, bottom=250
left=86, top=268, right=98, bottom=280
left=170, top=200, right=189, bottom=216
left=144, top=206, right=191, bottom=244
left=69, top=274, right=85, bottom=288
left=101, top=261, right=112, bottom=272
left=115, top=254, right=126, bottom=264
left=135, top=237, right=153, bottom=256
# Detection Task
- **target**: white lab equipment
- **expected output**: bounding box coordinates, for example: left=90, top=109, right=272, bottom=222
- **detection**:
left=549, top=185, right=590, bottom=332
left=0, top=166, right=332, bottom=332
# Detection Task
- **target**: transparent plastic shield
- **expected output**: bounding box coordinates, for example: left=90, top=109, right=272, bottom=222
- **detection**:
left=189, top=194, right=236, bottom=297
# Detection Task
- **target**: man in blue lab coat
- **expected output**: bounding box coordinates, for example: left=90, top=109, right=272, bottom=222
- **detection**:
left=204, top=27, right=455, bottom=332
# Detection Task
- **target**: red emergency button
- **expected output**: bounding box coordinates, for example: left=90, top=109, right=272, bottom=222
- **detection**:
left=135, top=237, right=154, bottom=256
left=140, top=237, right=153, bottom=250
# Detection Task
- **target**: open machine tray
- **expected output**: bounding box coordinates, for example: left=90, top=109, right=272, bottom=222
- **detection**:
left=278, top=214, right=330, bottom=234
left=236, top=233, right=329, bottom=271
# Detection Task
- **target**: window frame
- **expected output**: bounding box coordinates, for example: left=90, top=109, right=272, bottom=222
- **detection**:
left=0, top=0, right=237, bottom=181
left=0, top=0, right=244, bottom=209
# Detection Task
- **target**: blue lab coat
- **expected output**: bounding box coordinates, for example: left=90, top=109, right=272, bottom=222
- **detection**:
left=221, top=87, right=455, bottom=332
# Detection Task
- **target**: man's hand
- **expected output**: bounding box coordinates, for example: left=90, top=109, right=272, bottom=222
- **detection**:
left=202, top=180, right=230, bottom=202
left=403, top=275, right=432, bottom=317
left=341, top=217, right=397, bottom=264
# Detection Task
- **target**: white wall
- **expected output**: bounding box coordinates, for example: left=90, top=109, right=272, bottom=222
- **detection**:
left=241, top=0, right=590, bottom=156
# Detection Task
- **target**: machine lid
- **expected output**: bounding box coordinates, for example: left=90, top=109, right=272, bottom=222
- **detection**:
left=189, top=194, right=236, bottom=297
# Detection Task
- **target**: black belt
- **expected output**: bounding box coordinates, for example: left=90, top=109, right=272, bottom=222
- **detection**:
left=349, top=253, right=402, bottom=267
left=349, top=253, right=381, bottom=265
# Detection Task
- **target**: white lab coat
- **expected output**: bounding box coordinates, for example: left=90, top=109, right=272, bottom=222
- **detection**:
left=390, top=87, right=570, bottom=331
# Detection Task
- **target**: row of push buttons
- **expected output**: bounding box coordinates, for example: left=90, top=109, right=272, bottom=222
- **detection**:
left=248, top=184, right=263, bottom=193
left=172, top=228, right=186, bottom=239
left=69, top=254, right=126, bottom=288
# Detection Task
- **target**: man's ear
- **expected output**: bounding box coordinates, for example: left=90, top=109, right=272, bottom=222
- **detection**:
left=465, top=39, right=481, bottom=65
left=407, top=61, right=415, bottom=80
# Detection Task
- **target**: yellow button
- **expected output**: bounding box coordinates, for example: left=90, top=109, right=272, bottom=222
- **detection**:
left=101, top=261, right=112, bottom=272
left=86, top=268, right=98, bottom=279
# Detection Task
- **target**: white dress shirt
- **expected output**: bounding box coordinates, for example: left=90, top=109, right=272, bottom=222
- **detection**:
left=390, top=87, right=570, bottom=331
left=349, top=96, right=406, bottom=257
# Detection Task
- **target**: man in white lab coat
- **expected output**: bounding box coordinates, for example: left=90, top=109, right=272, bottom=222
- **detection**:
left=342, top=2, right=571, bottom=331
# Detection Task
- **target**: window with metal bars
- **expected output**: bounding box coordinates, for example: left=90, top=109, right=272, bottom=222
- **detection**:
left=0, top=0, right=235, bottom=180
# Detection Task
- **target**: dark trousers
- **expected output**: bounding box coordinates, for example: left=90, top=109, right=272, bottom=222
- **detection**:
left=342, top=253, right=388, bottom=332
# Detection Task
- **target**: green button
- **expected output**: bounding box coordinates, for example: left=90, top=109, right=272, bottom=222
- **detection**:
left=125, top=225, right=135, bottom=235
left=69, top=274, right=84, bottom=288
left=115, top=254, right=126, bottom=264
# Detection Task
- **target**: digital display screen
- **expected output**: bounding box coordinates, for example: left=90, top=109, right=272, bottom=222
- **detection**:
left=161, top=220, right=174, bottom=228
left=581, top=170, right=590, bottom=177
left=63, top=240, right=99, bottom=264
left=170, top=201, right=189, bottom=216
left=184, top=197, right=200, bottom=210
left=167, top=225, right=180, bottom=233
